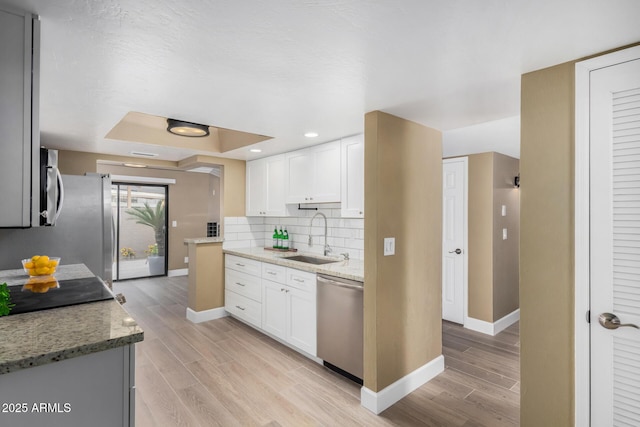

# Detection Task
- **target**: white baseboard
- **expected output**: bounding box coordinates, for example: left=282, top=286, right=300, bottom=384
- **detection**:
left=360, top=355, right=445, bottom=415
left=465, top=308, right=520, bottom=336
left=168, top=268, right=188, bottom=277
left=186, top=307, right=228, bottom=323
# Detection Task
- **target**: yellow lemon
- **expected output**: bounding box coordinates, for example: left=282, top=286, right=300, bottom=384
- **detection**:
left=35, top=267, right=48, bottom=275
left=24, top=261, right=34, bottom=269
left=28, top=268, right=36, bottom=276
left=31, top=255, right=40, bottom=262
left=39, top=255, right=49, bottom=263
left=48, top=259, right=58, bottom=267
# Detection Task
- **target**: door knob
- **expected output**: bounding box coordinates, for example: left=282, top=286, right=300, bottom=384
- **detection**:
left=598, top=312, right=639, bottom=330
left=448, top=248, right=462, bottom=255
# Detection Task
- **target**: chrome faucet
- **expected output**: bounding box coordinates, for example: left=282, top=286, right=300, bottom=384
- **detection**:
left=309, top=212, right=332, bottom=256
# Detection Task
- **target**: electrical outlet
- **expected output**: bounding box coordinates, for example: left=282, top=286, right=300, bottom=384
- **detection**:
left=184, top=256, right=189, bottom=263
left=501, top=205, right=507, bottom=216
left=383, top=237, right=395, bottom=256
left=503, top=228, right=508, bottom=240
left=172, top=220, right=177, bottom=227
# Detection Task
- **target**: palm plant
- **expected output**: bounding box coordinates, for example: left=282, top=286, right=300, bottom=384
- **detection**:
left=126, top=201, right=166, bottom=256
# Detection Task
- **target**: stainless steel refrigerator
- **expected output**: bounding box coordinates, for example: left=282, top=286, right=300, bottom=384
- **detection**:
left=0, top=174, right=113, bottom=285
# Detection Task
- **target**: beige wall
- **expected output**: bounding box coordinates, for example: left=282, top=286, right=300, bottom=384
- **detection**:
left=57, top=150, right=244, bottom=271
left=364, top=110, right=442, bottom=392
left=178, top=155, right=246, bottom=218
left=464, top=152, right=520, bottom=323
left=467, top=153, right=494, bottom=321
left=520, top=62, right=575, bottom=427
left=492, top=153, right=520, bottom=320
left=187, top=242, right=224, bottom=311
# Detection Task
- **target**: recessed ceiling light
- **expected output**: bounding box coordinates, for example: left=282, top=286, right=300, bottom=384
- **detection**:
left=249, top=148, right=262, bottom=153
left=123, top=163, right=147, bottom=168
left=167, top=118, right=210, bottom=137
left=304, top=132, right=319, bottom=138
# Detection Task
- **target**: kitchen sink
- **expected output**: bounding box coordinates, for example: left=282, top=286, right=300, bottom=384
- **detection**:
left=284, top=255, right=340, bottom=265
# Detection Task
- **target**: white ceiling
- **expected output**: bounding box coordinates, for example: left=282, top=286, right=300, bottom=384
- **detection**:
left=4, top=0, right=640, bottom=161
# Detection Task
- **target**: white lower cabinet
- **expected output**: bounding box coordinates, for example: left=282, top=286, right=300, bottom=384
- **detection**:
left=285, top=284, right=316, bottom=355
left=263, top=267, right=317, bottom=356
left=225, top=289, right=262, bottom=328
left=262, top=279, right=287, bottom=340
left=225, top=255, right=263, bottom=329
left=225, top=254, right=317, bottom=357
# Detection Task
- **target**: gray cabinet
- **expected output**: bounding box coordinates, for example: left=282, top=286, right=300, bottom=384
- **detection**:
left=0, top=7, right=40, bottom=227
left=0, top=345, right=136, bottom=427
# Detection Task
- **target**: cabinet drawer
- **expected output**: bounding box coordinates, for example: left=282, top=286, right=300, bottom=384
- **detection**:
left=262, top=262, right=287, bottom=284
left=225, top=254, right=261, bottom=276
left=225, top=268, right=262, bottom=302
left=225, top=290, right=262, bottom=329
left=286, top=268, right=316, bottom=292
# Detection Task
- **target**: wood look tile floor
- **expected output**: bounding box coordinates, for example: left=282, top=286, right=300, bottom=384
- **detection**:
left=113, top=276, right=520, bottom=427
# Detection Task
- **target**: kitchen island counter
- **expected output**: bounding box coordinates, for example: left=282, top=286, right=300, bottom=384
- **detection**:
left=223, top=247, right=364, bottom=282
left=0, top=264, right=143, bottom=375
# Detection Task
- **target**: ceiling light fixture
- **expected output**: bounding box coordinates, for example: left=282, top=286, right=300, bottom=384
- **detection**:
left=304, top=132, right=319, bottom=138
left=130, top=151, right=159, bottom=158
left=167, top=118, right=210, bottom=137
left=249, top=148, right=262, bottom=153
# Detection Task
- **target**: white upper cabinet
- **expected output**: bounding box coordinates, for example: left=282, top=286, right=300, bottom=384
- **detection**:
left=246, top=154, right=287, bottom=217
left=285, top=140, right=341, bottom=204
left=340, top=134, right=364, bottom=218
left=246, top=159, right=266, bottom=216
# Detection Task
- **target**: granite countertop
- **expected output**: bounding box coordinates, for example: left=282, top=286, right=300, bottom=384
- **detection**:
left=223, top=247, right=364, bottom=282
left=0, top=264, right=143, bottom=375
left=184, top=236, right=225, bottom=244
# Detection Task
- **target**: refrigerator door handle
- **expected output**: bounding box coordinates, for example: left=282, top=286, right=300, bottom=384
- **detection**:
left=51, top=168, right=64, bottom=225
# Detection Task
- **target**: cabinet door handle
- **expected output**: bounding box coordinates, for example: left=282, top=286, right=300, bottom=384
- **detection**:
left=235, top=263, right=245, bottom=267
left=235, top=282, right=245, bottom=287
left=235, top=305, right=245, bottom=311
left=280, top=288, right=285, bottom=292
left=293, top=278, right=304, bottom=283
left=267, top=271, right=276, bottom=275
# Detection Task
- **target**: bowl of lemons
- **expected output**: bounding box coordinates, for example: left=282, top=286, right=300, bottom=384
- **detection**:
left=22, top=255, right=61, bottom=277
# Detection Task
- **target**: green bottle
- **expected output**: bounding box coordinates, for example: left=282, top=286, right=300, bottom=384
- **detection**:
left=277, top=227, right=284, bottom=249
left=272, top=227, right=278, bottom=249
left=282, top=227, right=289, bottom=250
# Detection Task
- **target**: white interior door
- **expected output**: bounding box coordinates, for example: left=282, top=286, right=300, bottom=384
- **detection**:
left=590, top=56, right=640, bottom=426
left=442, top=158, right=467, bottom=324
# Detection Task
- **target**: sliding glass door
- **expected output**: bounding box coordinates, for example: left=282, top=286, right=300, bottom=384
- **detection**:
left=112, top=183, right=168, bottom=280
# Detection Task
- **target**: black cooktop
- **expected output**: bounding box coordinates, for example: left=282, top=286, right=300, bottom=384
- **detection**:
left=8, top=276, right=115, bottom=315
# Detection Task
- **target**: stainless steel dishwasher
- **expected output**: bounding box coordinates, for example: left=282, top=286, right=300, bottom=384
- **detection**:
left=317, top=274, right=363, bottom=384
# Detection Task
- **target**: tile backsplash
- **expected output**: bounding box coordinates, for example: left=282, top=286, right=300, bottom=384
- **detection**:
left=223, top=203, right=364, bottom=260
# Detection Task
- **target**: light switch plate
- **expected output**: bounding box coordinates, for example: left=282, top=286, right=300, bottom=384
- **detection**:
left=503, top=228, right=508, bottom=240
left=172, top=220, right=177, bottom=227
left=184, top=256, right=189, bottom=263
left=501, top=205, right=507, bottom=216
left=384, top=237, right=395, bottom=256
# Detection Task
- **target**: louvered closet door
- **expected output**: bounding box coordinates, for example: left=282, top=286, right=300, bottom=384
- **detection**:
left=591, top=58, right=640, bottom=427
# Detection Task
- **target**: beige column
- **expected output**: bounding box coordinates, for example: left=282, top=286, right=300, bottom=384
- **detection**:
left=185, top=239, right=224, bottom=312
